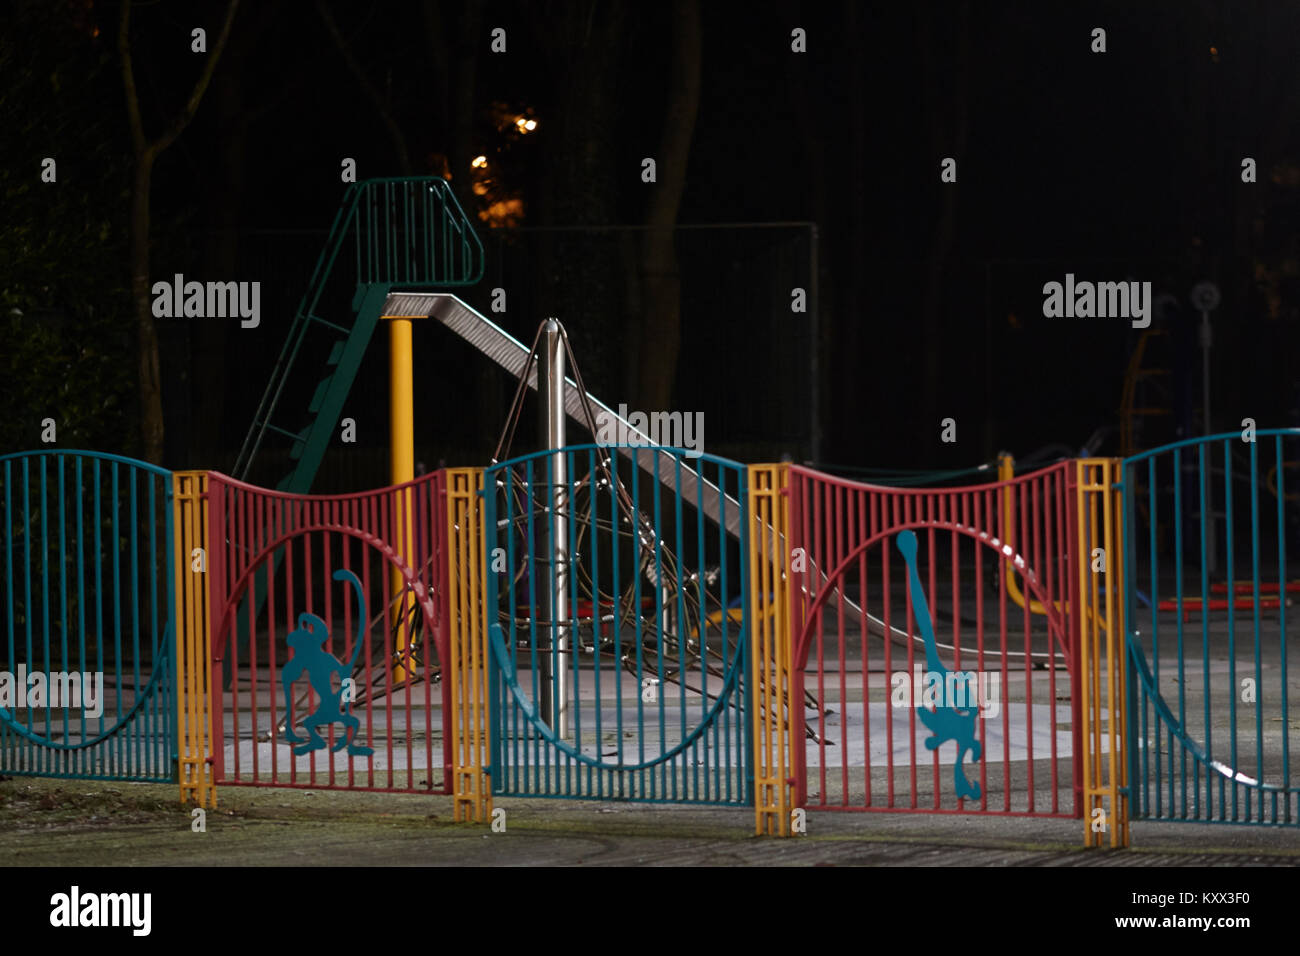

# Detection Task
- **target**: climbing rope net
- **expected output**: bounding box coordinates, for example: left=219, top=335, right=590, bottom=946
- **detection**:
left=485, top=321, right=741, bottom=711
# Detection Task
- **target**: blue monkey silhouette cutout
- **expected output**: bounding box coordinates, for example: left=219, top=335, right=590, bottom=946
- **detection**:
left=896, top=530, right=981, bottom=799
left=280, top=569, right=373, bottom=757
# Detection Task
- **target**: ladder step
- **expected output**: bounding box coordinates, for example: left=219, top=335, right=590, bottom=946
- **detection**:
left=308, top=313, right=351, bottom=335
left=263, top=422, right=301, bottom=441
left=289, top=425, right=311, bottom=461
left=308, top=376, right=333, bottom=414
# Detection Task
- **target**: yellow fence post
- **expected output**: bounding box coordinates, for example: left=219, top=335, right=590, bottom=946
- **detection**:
left=1076, top=459, right=1128, bottom=847
left=172, top=471, right=216, bottom=809
left=446, top=468, right=492, bottom=822
left=748, top=464, right=794, bottom=836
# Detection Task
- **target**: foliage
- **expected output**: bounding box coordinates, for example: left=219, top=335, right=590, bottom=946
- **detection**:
left=0, top=1, right=137, bottom=456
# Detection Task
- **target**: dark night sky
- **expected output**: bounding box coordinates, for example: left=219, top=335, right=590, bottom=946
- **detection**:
left=6, top=1, right=1300, bottom=483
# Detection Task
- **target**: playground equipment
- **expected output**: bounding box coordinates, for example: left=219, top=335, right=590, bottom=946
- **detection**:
left=7, top=177, right=1300, bottom=849
left=233, top=177, right=482, bottom=493
left=1119, top=327, right=1173, bottom=459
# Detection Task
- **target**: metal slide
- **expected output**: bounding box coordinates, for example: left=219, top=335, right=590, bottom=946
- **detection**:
left=383, top=292, right=741, bottom=535
left=383, top=292, right=1055, bottom=662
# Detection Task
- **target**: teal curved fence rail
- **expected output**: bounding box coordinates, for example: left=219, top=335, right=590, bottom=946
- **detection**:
left=1, top=450, right=177, bottom=781
left=485, top=444, right=751, bottom=803
left=1122, top=429, right=1300, bottom=824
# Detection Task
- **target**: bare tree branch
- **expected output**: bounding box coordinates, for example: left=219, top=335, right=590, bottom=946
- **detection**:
left=117, top=0, right=146, bottom=155
left=637, top=0, right=702, bottom=410
left=316, top=0, right=414, bottom=175
left=121, top=0, right=241, bottom=160
left=153, top=0, right=241, bottom=155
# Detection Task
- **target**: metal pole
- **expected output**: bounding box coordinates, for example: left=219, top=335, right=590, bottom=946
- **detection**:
left=537, top=319, right=569, bottom=738
left=1199, top=308, right=1212, bottom=437
left=1200, top=307, right=1216, bottom=574
left=1190, top=281, right=1220, bottom=574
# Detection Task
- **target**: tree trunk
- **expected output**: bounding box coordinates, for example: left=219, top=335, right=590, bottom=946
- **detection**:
left=130, top=151, right=165, bottom=463
left=532, top=2, right=629, bottom=405
left=195, top=63, right=245, bottom=468
left=636, top=0, right=702, bottom=412
left=120, top=0, right=239, bottom=464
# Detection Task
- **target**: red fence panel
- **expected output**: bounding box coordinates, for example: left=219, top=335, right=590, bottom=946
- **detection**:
left=206, top=470, right=450, bottom=794
left=788, top=462, right=1080, bottom=817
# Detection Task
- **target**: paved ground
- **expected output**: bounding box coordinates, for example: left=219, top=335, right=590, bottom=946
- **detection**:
left=3, top=775, right=1300, bottom=866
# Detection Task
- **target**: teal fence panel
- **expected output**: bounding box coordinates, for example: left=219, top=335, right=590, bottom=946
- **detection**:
left=1122, top=429, right=1300, bottom=824
left=485, top=444, right=751, bottom=804
left=0, top=450, right=177, bottom=782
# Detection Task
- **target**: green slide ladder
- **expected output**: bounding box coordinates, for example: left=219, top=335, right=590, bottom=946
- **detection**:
left=223, top=178, right=481, bottom=688
left=233, top=176, right=483, bottom=491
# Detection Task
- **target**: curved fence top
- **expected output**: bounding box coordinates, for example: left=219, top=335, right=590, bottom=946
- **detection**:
left=1122, top=427, right=1300, bottom=465
left=791, top=457, right=1069, bottom=495
left=801, top=459, right=1002, bottom=486
left=0, top=448, right=172, bottom=479
left=207, top=466, right=447, bottom=502
left=488, top=442, right=746, bottom=474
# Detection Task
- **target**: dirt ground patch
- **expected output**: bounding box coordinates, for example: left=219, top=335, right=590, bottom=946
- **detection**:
left=4, top=775, right=1300, bottom=866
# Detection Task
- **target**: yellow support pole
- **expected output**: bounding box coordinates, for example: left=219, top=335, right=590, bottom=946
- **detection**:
left=999, top=453, right=1063, bottom=617
left=388, top=316, right=416, bottom=682
left=173, top=471, right=216, bottom=809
